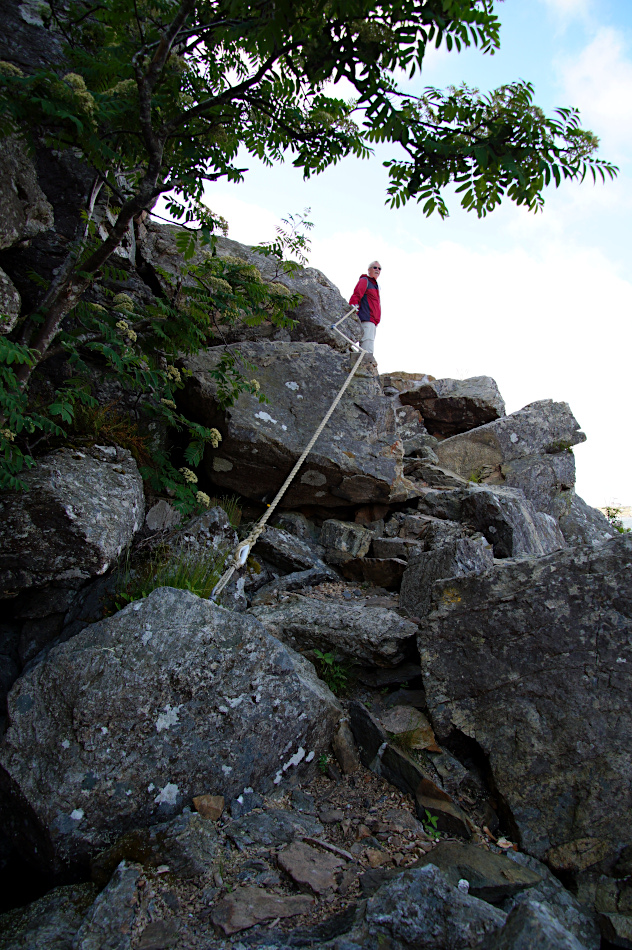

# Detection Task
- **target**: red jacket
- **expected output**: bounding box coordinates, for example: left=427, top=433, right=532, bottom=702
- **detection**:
left=350, top=274, right=381, bottom=325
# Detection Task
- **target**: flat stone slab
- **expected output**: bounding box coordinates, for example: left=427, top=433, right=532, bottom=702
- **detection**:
left=250, top=597, right=417, bottom=667
left=226, top=808, right=324, bottom=851
left=211, top=886, right=314, bottom=935
left=413, top=841, right=542, bottom=902
left=278, top=840, right=344, bottom=894
left=379, top=705, right=440, bottom=752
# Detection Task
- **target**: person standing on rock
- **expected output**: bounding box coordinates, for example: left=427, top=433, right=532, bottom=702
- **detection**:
left=350, top=261, right=381, bottom=355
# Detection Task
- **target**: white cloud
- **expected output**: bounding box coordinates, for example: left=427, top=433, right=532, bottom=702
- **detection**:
left=541, top=0, right=591, bottom=22
left=558, top=27, right=632, bottom=153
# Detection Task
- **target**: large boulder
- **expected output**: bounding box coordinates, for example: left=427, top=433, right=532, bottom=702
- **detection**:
left=137, top=223, right=362, bottom=351
left=0, top=445, right=144, bottom=600
left=352, top=864, right=506, bottom=948
left=180, top=341, right=415, bottom=508
left=0, top=588, right=342, bottom=872
left=398, top=376, right=506, bottom=437
left=250, top=597, right=418, bottom=667
left=417, top=535, right=632, bottom=883
left=435, top=400, right=585, bottom=517
left=461, top=485, right=566, bottom=558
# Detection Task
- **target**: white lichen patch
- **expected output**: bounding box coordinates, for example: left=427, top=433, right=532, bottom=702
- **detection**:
left=155, top=704, right=182, bottom=732
left=70, top=808, right=84, bottom=821
left=61, top=739, right=70, bottom=749
left=255, top=411, right=277, bottom=424
left=154, top=783, right=179, bottom=805
left=285, top=381, right=300, bottom=391
left=221, top=764, right=232, bottom=775
left=283, top=747, right=306, bottom=771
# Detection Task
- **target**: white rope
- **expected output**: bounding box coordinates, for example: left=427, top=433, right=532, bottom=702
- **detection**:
left=212, top=312, right=365, bottom=600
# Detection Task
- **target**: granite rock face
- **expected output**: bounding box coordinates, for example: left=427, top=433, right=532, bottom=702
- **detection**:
left=417, top=535, right=632, bottom=872
left=181, top=341, right=415, bottom=508
left=435, top=400, right=585, bottom=479
left=480, top=901, right=588, bottom=950
left=357, top=864, right=506, bottom=948
left=0, top=588, right=342, bottom=872
left=558, top=493, right=617, bottom=546
left=0, top=881, right=97, bottom=949
left=461, top=485, right=566, bottom=558
left=400, top=537, right=494, bottom=620
left=398, top=375, right=506, bottom=436
left=0, top=135, right=54, bottom=251
left=0, top=445, right=144, bottom=598
left=503, top=851, right=600, bottom=949
left=137, top=223, right=362, bottom=352
left=0, top=134, right=55, bottom=332
left=250, top=597, right=418, bottom=667
left=435, top=400, right=586, bottom=520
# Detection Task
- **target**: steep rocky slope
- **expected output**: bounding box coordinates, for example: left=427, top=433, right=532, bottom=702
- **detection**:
left=0, top=4, right=629, bottom=947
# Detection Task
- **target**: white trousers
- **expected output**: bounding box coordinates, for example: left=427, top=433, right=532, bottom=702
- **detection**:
left=360, top=321, right=376, bottom=354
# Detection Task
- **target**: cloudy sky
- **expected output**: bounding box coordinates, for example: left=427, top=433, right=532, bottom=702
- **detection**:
left=166, top=0, right=632, bottom=510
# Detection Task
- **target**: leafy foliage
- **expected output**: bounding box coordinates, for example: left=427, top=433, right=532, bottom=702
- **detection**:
left=604, top=505, right=631, bottom=535
left=313, top=649, right=350, bottom=695
left=422, top=808, right=441, bottom=841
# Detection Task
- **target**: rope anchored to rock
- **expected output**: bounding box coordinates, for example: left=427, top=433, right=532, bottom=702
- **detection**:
left=211, top=308, right=364, bottom=601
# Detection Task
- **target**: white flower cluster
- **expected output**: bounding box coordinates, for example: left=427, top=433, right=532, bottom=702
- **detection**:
left=115, top=318, right=137, bottom=343
left=160, top=398, right=176, bottom=409
left=179, top=467, right=198, bottom=484
left=1, top=429, right=15, bottom=442
left=167, top=365, right=182, bottom=384
left=208, top=428, right=222, bottom=448
left=196, top=491, right=211, bottom=507
left=112, top=293, right=135, bottom=313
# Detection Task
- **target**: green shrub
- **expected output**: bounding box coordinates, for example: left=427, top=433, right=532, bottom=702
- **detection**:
left=313, top=649, right=350, bottom=695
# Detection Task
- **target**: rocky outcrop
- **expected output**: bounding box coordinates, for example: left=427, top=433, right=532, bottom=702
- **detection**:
left=400, top=537, right=494, bottom=620
left=0, top=135, right=54, bottom=250
left=0, top=134, right=54, bottom=331
left=181, top=341, right=415, bottom=508
left=0, top=445, right=144, bottom=615
left=417, top=535, right=632, bottom=877
left=558, top=492, right=617, bottom=546
left=0, top=588, right=342, bottom=872
left=461, top=485, right=566, bottom=557
left=137, top=222, right=362, bottom=352
left=435, top=400, right=585, bottom=521
left=398, top=376, right=506, bottom=437
left=250, top=597, right=418, bottom=667
left=350, top=864, right=507, bottom=948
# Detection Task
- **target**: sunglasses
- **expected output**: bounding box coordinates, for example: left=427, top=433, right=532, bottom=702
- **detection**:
left=370, top=266, right=381, bottom=270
